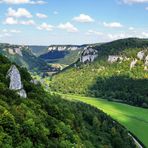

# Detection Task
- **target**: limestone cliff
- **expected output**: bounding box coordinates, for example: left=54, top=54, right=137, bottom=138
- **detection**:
left=80, top=47, right=98, bottom=63
left=6, top=65, right=27, bottom=98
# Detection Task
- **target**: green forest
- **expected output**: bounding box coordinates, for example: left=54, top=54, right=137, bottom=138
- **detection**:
left=50, top=38, right=148, bottom=108
left=0, top=55, right=135, bottom=147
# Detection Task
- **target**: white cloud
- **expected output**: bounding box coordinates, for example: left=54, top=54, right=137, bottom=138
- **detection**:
left=73, top=14, right=94, bottom=23
left=10, top=29, right=21, bottom=33
left=53, top=11, right=58, bottom=15
left=0, top=0, right=30, bottom=4
left=7, top=8, right=32, bottom=18
left=4, top=8, right=35, bottom=26
left=2, top=29, right=21, bottom=33
left=107, top=33, right=127, bottom=40
left=29, top=0, right=46, bottom=4
left=0, top=29, right=21, bottom=39
left=86, top=30, right=103, bottom=36
left=0, top=0, right=46, bottom=4
left=142, top=32, right=148, bottom=37
left=3, top=33, right=11, bottom=37
left=36, top=13, right=48, bottom=18
left=20, top=20, right=35, bottom=25
left=37, top=23, right=54, bottom=31
left=4, top=17, right=18, bottom=25
left=129, top=27, right=135, bottom=30
left=2, top=29, right=7, bottom=32
left=122, top=0, right=148, bottom=4
left=4, top=17, right=35, bottom=25
left=103, top=22, right=123, bottom=28
left=58, top=22, right=78, bottom=32
left=106, top=31, right=148, bottom=40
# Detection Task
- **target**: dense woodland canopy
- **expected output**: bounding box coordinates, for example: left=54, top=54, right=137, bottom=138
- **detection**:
left=50, top=38, right=148, bottom=108
left=0, top=55, right=135, bottom=147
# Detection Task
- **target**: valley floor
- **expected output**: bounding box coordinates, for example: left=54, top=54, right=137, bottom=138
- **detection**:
left=59, top=93, right=148, bottom=147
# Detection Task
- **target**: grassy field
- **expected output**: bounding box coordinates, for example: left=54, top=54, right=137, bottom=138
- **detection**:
left=61, top=94, right=148, bottom=147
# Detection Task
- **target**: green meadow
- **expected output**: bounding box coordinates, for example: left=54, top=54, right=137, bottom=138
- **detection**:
left=61, top=94, right=148, bottom=147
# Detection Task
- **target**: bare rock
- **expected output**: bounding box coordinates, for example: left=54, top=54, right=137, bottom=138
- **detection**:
left=137, top=51, right=145, bottom=60
left=18, top=89, right=27, bottom=98
left=14, top=47, right=23, bottom=56
left=130, top=59, right=138, bottom=70
left=7, top=65, right=27, bottom=98
left=108, top=55, right=121, bottom=63
left=144, top=55, right=148, bottom=71
left=80, top=47, right=98, bottom=63
left=7, top=47, right=23, bottom=56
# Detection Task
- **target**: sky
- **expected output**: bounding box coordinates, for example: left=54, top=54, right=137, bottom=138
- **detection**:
left=0, top=0, right=148, bottom=45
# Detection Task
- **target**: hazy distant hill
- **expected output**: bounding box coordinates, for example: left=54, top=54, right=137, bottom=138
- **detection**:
left=29, top=45, right=48, bottom=56
left=39, top=45, right=86, bottom=66
left=0, top=44, right=56, bottom=74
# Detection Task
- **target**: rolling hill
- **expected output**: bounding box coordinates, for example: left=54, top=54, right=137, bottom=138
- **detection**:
left=61, top=93, right=148, bottom=147
left=0, top=54, right=135, bottom=147
left=50, top=38, right=148, bottom=108
left=29, top=45, right=48, bottom=56
left=0, top=43, right=58, bottom=75
left=38, top=45, right=85, bottom=66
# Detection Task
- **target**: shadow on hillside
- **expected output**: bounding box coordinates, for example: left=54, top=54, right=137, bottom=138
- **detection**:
left=88, top=75, right=148, bottom=108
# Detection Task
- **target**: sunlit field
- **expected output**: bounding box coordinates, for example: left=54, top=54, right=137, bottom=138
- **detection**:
left=62, top=94, right=148, bottom=147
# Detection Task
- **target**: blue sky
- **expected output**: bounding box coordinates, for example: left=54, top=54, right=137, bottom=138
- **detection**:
left=0, top=0, right=148, bottom=45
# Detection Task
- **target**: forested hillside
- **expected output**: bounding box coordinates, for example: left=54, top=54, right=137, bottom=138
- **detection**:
left=29, top=45, right=48, bottom=56
left=39, top=45, right=83, bottom=66
left=50, top=38, right=148, bottom=108
left=0, top=55, right=135, bottom=147
left=0, top=44, right=55, bottom=74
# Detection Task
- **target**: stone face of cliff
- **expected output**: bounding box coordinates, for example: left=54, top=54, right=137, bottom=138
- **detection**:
left=7, top=65, right=27, bottom=98
left=80, top=47, right=98, bottom=63
left=47, top=45, right=82, bottom=51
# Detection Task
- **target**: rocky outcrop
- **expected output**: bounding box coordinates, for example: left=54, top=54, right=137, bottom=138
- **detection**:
left=6, top=65, right=27, bottom=98
left=48, top=45, right=82, bottom=51
left=144, top=55, right=148, bottom=71
left=108, top=55, right=123, bottom=63
left=130, top=59, right=138, bottom=70
left=14, top=47, right=23, bottom=56
left=6, top=47, right=23, bottom=56
left=18, top=89, right=27, bottom=98
left=80, top=47, right=98, bottom=63
left=137, top=50, right=145, bottom=60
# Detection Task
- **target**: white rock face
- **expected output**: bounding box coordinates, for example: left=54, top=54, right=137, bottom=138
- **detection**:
left=7, top=65, right=27, bottom=98
left=108, top=55, right=120, bottom=63
left=137, top=51, right=145, bottom=60
left=81, top=55, right=98, bottom=63
left=130, top=59, right=138, bottom=70
left=7, top=65, right=22, bottom=90
left=7, top=47, right=23, bottom=56
left=48, top=45, right=82, bottom=51
left=18, top=89, right=27, bottom=98
left=8, top=48, right=15, bottom=55
left=14, top=47, right=23, bottom=56
left=80, top=48, right=98, bottom=63
left=144, top=55, right=148, bottom=71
